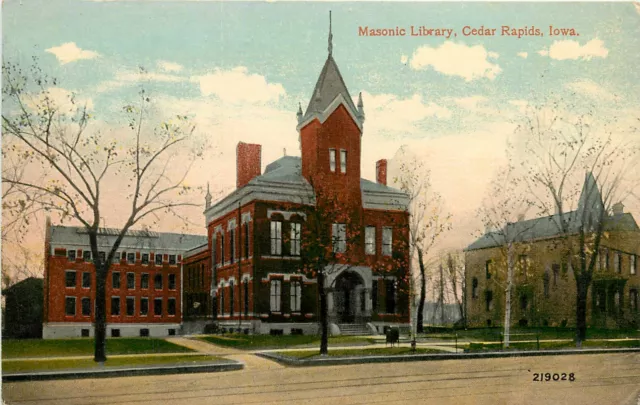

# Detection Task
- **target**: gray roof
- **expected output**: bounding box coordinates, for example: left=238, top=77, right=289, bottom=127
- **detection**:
left=466, top=173, right=639, bottom=251
left=303, top=55, right=359, bottom=122
left=50, top=225, right=207, bottom=253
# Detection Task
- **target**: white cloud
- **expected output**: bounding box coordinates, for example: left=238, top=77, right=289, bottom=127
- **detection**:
left=517, top=52, right=528, bottom=59
left=564, top=79, right=619, bottom=102
left=400, top=55, right=408, bottom=64
left=508, top=99, right=528, bottom=113
left=538, top=38, right=609, bottom=61
left=634, top=2, right=640, bottom=15
left=191, top=67, right=286, bottom=104
left=27, top=87, right=94, bottom=112
left=157, top=60, right=184, bottom=73
left=409, top=42, right=501, bottom=81
left=454, top=95, right=489, bottom=110
left=93, top=69, right=186, bottom=93
left=45, top=42, right=100, bottom=65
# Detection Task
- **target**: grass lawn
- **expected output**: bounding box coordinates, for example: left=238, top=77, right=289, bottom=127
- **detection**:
left=278, top=347, right=447, bottom=359
left=465, top=339, right=640, bottom=352
left=420, top=327, right=640, bottom=342
left=2, top=338, right=193, bottom=359
left=199, top=334, right=373, bottom=349
left=2, top=354, right=225, bottom=374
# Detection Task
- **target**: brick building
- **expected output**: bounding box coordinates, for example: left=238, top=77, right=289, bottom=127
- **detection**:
left=465, top=174, right=640, bottom=329
left=199, top=29, right=411, bottom=335
left=43, top=220, right=206, bottom=338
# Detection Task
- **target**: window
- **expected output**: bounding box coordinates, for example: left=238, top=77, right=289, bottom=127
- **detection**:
left=485, top=290, right=493, bottom=312
left=631, top=255, right=637, bottom=275
left=543, top=271, right=550, bottom=298
left=111, top=297, right=120, bottom=316
left=290, top=280, right=302, bottom=312
left=329, top=148, right=336, bottom=172
left=169, top=255, right=176, bottom=265
left=168, top=298, right=176, bottom=316
left=244, top=223, right=250, bottom=259
left=220, top=288, right=225, bottom=315
left=65, top=297, right=76, bottom=316
left=81, top=272, right=91, bottom=289
left=68, top=250, right=76, bottom=261
left=614, top=252, right=621, bottom=273
left=485, top=260, right=493, bottom=280
left=127, top=273, right=135, bottom=289
left=340, top=149, right=347, bottom=173
left=168, top=329, right=176, bottom=336
left=244, top=281, right=249, bottom=316
left=169, top=274, right=176, bottom=290
left=140, top=328, right=150, bottom=337
left=155, top=274, right=163, bottom=290
left=142, top=253, right=149, bottom=265
left=602, top=249, right=609, bottom=271
left=372, top=280, right=378, bottom=311
left=155, top=253, right=163, bottom=265
left=518, top=255, right=529, bottom=279
left=111, top=329, right=120, bottom=338
left=140, top=297, right=149, bottom=316
left=382, top=227, right=392, bottom=256
left=112, top=252, right=120, bottom=264
left=220, top=235, right=225, bottom=264
left=552, top=264, right=560, bottom=286
left=365, top=226, right=376, bottom=255
left=65, top=271, right=77, bottom=288
left=270, top=279, right=281, bottom=312
left=126, top=297, right=135, bottom=316
left=127, top=252, right=135, bottom=264
left=154, top=298, right=162, bottom=316
left=270, top=221, right=282, bottom=255
left=82, top=297, right=91, bottom=316
left=230, top=228, right=235, bottom=264
left=520, top=294, right=528, bottom=311
left=290, top=223, right=301, bottom=256
left=81, top=329, right=90, bottom=337
left=99, top=251, right=106, bottom=263
left=141, top=273, right=149, bottom=289
left=385, top=279, right=396, bottom=313
left=332, top=223, right=346, bottom=253
left=112, top=272, right=121, bottom=289
left=83, top=250, right=92, bottom=262
left=630, top=289, right=638, bottom=312
left=229, top=281, right=235, bottom=317
left=472, top=278, right=478, bottom=298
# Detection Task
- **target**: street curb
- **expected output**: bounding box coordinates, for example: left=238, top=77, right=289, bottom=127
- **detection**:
left=2, top=361, right=243, bottom=382
left=256, top=347, right=640, bottom=367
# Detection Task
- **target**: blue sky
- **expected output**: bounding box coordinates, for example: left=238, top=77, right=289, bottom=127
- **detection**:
left=3, top=1, right=640, bottom=254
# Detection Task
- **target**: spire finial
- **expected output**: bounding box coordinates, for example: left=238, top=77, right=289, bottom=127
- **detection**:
left=328, top=11, right=333, bottom=56
left=205, top=182, right=212, bottom=210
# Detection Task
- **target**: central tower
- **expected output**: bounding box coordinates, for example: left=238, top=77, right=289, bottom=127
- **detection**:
left=296, top=13, right=366, bottom=222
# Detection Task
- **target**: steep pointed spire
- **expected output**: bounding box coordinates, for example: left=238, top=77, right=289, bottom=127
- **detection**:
left=328, top=11, right=333, bottom=56
left=205, top=182, right=212, bottom=210
left=296, top=102, right=303, bottom=123
left=357, top=91, right=365, bottom=122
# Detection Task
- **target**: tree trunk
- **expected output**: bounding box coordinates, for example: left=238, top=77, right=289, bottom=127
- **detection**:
left=503, top=243, right=514, bottom=349
left=318, top=271, right=328, bottom=355
left=416, top=250, right=426, bottom=333
left=94, top=262, right=107, bottom=363
left=575, top=275, right=588, bottom=347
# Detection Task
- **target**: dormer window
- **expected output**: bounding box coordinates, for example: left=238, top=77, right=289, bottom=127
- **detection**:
left=340, top=149, right=347, bottom=173
left=329, top=149, right=336, bottom=172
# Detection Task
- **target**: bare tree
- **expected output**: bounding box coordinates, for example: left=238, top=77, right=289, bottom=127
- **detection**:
left=443, top=251, right=465, bottom=327
left=512, top=102, right=638, bottom=346
left=394, top=150, right=451, bottom=333
left=2, top=61, right=207, bottom=362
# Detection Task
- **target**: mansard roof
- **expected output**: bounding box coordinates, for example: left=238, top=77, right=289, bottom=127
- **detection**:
left=205, top=156, right=409, bottom=224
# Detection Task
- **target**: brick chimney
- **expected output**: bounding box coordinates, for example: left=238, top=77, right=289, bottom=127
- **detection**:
left=376, top=159, right=387, bottom=186
left=236, top=142, right=261, bottom=189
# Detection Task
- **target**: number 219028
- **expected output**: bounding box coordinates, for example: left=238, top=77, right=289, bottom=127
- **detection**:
left=532, top=372, right=575, bottom=382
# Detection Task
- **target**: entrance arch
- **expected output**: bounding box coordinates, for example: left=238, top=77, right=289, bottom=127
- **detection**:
left=334, top=271, right=364, bottom=323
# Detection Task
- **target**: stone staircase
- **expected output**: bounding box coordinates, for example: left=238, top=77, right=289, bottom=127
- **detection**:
left=337, top=323, right=374, bottom=336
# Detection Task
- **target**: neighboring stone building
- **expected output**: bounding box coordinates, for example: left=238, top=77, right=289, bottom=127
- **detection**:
left=43, top=220, right=206, bottom=338
left=201, top=27, right=411, bottom=335
left=465, top=174, right=640, bottom=329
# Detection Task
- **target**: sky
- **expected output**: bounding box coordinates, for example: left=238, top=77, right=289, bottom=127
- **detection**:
left=3, top=1, right=640, bottom=279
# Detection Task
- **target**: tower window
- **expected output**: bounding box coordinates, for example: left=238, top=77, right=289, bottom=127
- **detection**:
left=340, top=149, right=347, bottom=173
left=329, top=149, right=336, bottom=172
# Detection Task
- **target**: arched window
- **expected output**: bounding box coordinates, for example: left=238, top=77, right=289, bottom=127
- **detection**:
left=543, top=271, right=550, bottom=298
left=630, top=289, right=638, bottom=312
left=472, top=278, right=478, bottom=298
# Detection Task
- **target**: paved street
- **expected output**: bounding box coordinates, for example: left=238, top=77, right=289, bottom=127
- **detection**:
left=3, top=352, right=639, bottom=405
